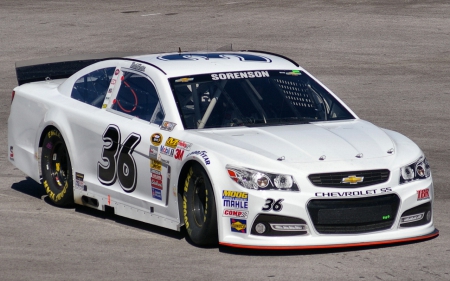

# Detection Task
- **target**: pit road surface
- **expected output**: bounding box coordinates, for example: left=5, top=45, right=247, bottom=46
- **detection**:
left=1, top=1, right=449, bottom=280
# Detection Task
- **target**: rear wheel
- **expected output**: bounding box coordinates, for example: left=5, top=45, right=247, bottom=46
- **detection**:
left=41, top=129, right=74, bottom=207
left=183, top=163, right=218, bottom=246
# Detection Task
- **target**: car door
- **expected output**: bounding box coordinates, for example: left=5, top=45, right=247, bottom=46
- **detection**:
left=69, top=60, right=180, bottom=224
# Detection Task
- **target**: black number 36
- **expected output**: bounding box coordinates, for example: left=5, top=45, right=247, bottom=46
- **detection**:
left=262, top=198, right=284, bottom=212
left=98, top=125, right=141, bottom=193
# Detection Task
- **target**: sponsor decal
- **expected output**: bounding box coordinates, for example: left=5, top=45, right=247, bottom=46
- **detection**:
left=9, top=146, right=14, bottom=161
left=149, top=145, right=158, bottom=158
left=152, top=187, right=162, bottom=200
left=165, top=137, right=179, bottom=148
left=108, top=88, right=113, bottom=93
left=160, top=145, right=174, bottom=157
left=130, top=61, right=146, bottom=72
left=315, top=187, right=392, bottom=198
left=150, top=168, right=161, bottom=175
left=417, top=188, right=430, bottom=200
left=211, top=71, right=270, bottom=80
left=158, top=53, right=272, bottom=63
left=111, top=79, right=116, bottom=85
left=160, top=121, right=177, bottom=131
left=151, top=177, right=163, bottom=190
left=177, top=140, right=192, bottom=151
left=102, top=104, right=107, bottom=108
left=150, top=159, right=162, bottom=171
left=75, top=172, right=85, bottom=190
left=174, top=148, right=184, bottom=161
left=222, top=190, right=248, bottom=209
left=230, top=218, right=247, bottom=233
left=187, top=150, right=210, bottom=165
left=151, top=133, right=163, bottom=146
left=223, top=209, right=249, bottom=218
left=114, top=69, right=120, bottom=75
left=175, top=77, right=194, bottom=83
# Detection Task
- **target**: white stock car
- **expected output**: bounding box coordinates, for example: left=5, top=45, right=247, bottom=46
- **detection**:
left=8, top=50, right=438, bottom=249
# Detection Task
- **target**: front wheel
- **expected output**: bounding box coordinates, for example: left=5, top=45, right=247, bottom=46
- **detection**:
left=41, top=129, right=74, bottom=207
left=183, top=163, right=218, bottom=246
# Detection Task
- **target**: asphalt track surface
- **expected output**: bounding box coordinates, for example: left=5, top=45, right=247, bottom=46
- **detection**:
left=1, top=1, right=449, bottom=280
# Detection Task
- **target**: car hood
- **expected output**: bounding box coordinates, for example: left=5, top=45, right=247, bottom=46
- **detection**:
left=200, top=120, right=395, bottom=163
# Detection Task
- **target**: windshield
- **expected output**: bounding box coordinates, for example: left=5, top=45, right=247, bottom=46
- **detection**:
left=170, top=70, right=354, bottom=129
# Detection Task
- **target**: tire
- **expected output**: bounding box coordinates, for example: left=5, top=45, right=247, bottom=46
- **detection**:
left=183, top=163, right=218, bottom=246
left=41, top=129, right=74, bottom=207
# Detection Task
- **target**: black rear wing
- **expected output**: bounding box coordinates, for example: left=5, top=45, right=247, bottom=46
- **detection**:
left=15, top=52, right=143, bottom=86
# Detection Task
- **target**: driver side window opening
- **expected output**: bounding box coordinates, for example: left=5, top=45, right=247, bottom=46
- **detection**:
left=111, top=71, right=165, bottom=124
left=71, top=67, right=115, bottom=108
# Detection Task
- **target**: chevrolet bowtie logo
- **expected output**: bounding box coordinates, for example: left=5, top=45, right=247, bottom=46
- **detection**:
left=341, top=175, right=364, bottom=184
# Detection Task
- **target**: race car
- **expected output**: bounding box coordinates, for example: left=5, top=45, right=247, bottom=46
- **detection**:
left=8, top=50, right=438, bottom=249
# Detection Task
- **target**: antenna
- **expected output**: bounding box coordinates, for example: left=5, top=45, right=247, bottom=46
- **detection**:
left=178, top=47, right=181, bottom=54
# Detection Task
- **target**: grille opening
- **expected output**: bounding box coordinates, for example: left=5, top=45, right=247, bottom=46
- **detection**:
left=307, top=194, right=400, bottom=234
left=309, top=169, right=390, bottom=187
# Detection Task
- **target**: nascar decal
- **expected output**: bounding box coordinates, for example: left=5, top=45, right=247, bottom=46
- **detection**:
left=75, top=172, right=85, bottom=191
left=151, top=133, right=163, bottom=146
left=211, top=71, right=269, bottom=80
left=230, top=218, right=247, bottom=233
left=315, top=187, right=392, bottom=198
left=186, top=150, right=210, bottom=165
left=417, top=188, right=430, bottom=200
left=157, top=53, right=272, bottom=63
left=223, top=209, right=249, bottom=219
left=222, top=190, right=248, bottom=209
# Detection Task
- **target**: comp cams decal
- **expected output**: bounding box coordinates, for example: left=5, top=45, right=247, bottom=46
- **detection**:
left=97, top=124, right=141, bottom=193
left=223, top=209, right=249, bottom=219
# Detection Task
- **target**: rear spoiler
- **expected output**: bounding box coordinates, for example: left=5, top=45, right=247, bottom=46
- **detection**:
left=15, top=52, right=144, bottom=86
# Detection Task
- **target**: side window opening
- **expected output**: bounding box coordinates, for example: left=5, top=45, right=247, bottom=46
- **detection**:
left=111, top=71, right=165, bottom=124
left=71, top=67, right=115, bottom=108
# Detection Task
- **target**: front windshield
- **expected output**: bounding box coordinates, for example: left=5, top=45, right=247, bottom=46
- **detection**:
left=170, top=70, right=354, bottom=129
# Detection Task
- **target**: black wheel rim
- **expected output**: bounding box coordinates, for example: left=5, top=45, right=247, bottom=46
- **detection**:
left=192, top=176, right=207, bottom=227
left=49, top=142, right=68, bottom=190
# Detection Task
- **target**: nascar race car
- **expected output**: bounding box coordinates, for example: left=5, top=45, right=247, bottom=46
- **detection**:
left=8, top=50, right=438, bottom=249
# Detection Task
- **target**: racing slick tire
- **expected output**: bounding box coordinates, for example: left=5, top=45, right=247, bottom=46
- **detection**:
left=183, top=163, right=218, bottom=246
left=41, top=129, right=74, bottom=207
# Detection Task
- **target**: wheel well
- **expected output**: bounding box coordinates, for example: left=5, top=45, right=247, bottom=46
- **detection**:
left=177, top=160, right=197, bottom=196
left=38, top=125, right=58, bottom=148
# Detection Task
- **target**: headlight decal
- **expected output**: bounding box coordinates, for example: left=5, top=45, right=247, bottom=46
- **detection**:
left=400, top=156, right=431, bottom=184
left=226, top=165, right=299, bottom=191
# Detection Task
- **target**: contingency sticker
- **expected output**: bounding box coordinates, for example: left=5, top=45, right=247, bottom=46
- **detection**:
left=160, top=121, right=177, bottom=131
left=75, top=172, right=85, bottom=191
left=230, top=218, right=247, bottom=233
left=222, top=190, right=248, bottom=209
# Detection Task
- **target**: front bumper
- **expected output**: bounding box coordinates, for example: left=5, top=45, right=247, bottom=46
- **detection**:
left=217, top=176, right=438, bottom=249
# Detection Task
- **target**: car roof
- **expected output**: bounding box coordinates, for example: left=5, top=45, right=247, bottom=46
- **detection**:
left=126, top=51, right=301, bottom=77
